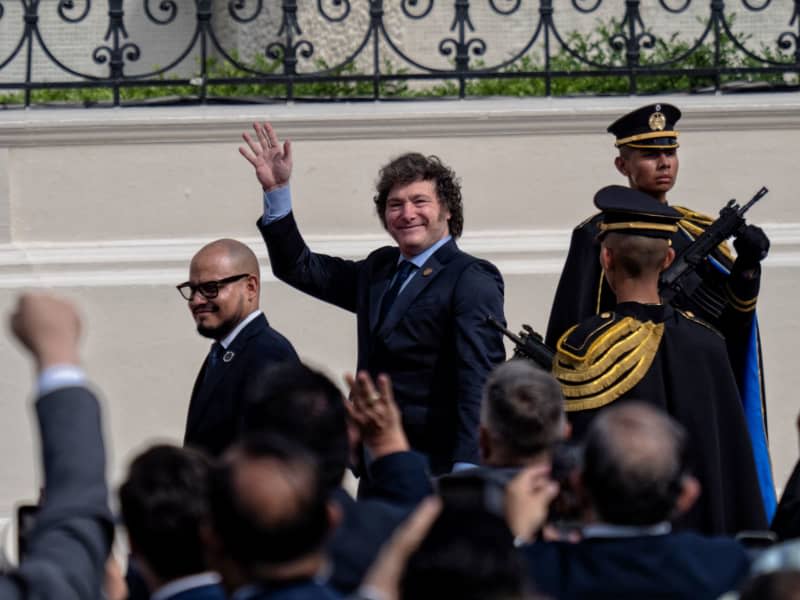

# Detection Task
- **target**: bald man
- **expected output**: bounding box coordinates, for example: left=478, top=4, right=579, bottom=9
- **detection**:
left=206, top=434, right=342, bottom=599
left=178, top=239, right=298, bottom=456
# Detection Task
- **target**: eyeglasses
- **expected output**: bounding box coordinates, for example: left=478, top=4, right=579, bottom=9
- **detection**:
left=176, top=273, right=250, bottom=301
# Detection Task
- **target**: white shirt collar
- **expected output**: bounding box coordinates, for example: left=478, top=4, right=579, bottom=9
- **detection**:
left=151, top=572, right=221, bottom=600
left=220, top=310, right=262, bottom=349
left=582, top=521, right=672, bottom=539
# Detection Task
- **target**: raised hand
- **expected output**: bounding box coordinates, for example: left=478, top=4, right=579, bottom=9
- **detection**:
left=10, top=293, right=82, bottom=371
left=345, top=371, right=408, bottom=458
left=505, top=464, right=560, bottom=544
left=239, top=121, right=293, bottom=192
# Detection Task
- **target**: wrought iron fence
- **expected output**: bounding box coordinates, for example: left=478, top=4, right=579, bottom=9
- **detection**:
left=0, top=0, right=798, bottom=107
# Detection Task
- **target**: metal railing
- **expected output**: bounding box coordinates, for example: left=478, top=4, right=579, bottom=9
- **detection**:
left=0, top=0, right=798, bottom=106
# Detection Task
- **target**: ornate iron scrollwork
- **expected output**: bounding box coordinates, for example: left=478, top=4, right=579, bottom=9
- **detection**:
left=0, top=0, right=796, bottom=106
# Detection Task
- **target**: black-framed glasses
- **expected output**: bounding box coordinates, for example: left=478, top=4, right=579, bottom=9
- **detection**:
left=176, top=273, right=250, bottom=301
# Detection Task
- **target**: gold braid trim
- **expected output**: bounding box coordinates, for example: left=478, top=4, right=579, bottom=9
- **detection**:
left=553, top=318, right=665, bottom=412
left=556, top=323, right=661, bottom=382
left=725, top=284, right=758, bottom=312
left=672, top=205, right=734, bottom=263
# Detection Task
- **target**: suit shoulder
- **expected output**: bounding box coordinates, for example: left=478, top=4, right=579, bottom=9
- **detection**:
left=366, top=245, right=398, bottom=262
left=553, top=313, right=665, bottom=412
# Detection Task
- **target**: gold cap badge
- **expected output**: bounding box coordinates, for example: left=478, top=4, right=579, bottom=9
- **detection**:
left=649, top=111, right=666, bottom=131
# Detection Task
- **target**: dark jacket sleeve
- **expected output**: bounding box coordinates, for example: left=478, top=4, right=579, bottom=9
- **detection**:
left=545, top=217, right=606, bottom=348
left=363, top=451, right=433, bottom=506
left=0, top=386, right=113, bottom=600
left=451, top=260, right=506, bottom=465
left=258, top=212, right=362, bottom=313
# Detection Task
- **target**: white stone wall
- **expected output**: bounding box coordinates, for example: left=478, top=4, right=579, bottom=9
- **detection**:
left=0, top=94, right=797, bottom=518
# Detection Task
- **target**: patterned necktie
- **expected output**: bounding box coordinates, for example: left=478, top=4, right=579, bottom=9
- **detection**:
left=203, top=342, right=224, bottom=384
left=379, top=260, right=417, bottom=324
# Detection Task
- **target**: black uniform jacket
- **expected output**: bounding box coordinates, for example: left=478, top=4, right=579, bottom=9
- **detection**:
left=259, top=212, right=506, bottom=473
left=184, top=313, right=299, bottom=456
left=552, top=302, right=767, bottom=535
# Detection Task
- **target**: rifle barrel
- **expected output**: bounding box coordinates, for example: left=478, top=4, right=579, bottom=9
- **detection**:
left=740, top=186, right=768, bottom=214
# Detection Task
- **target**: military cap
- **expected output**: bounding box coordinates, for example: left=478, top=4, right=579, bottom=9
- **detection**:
left=595, top=185, right=682, bottom=239
left=607, top=103, right=681, bottom=149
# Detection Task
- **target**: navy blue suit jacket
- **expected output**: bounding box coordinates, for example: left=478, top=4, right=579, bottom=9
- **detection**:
left=184, top=313, right=298, bottom=456
left=259, top=213, right=505, bottom=473
left=0, top=387, right=113, bottom=600
left=525, top=531, right=750, bottom=599
left=327, top=451, right=433, bottom=593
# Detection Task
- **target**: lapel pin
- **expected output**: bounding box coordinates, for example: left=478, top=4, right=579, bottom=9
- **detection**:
left=422, top=268, right=433, bottom=277
left=223, top=351, right=235, bottom=363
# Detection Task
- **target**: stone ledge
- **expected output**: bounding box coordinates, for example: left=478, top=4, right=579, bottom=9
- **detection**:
left=0, top=94, right=799, bottom=146
left=0, top=223, right=796, bottom=287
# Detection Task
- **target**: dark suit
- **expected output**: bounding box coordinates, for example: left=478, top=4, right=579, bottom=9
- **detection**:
left=328, top=451, right=433, bottom=593
left=259, top=213, right=505, bottom=473
left=525, top=532, right=750, bottom=600
left=184, top=312, right=298, bottom=456
left=0, top=386, right=113, bottom=600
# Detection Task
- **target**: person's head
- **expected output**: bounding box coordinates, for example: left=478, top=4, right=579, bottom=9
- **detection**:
left=480, top=360, right=567, bottom=467
left=402, top=492, right=533, bottom=600
left=608, top=103, right=681, bottom=203
left=178, top=239, right=261, bottom=341
left=373, top=153, right=463, bottom=257
left=118, top=445, right=211, bottom=589
left=600, top=232, right=674, bottom=290
left=593, top=185, right=680, bottom=292
left=241, top=362, right=349, bottom=491
left=206, top=434, right=336, bottom=591
left=582, top=402, right=699, bottom=526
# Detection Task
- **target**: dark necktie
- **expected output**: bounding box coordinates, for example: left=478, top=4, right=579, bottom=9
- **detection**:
left=203, top=342, right=224, bottom=384
left=379, top=260, right=417, bottom=324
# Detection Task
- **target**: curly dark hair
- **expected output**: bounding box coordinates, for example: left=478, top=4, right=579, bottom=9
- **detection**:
left=373, top=153, right=464, bottom=238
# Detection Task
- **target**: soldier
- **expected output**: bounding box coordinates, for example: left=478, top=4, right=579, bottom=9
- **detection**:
left=545, top=103, right=775, bottom=518
left=552, top=185, right=766, bottom=536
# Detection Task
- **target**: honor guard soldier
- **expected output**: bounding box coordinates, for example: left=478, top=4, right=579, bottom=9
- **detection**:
left=552, top=185, right=767, bottom=536
left=545, top=103, right=775, bottom=519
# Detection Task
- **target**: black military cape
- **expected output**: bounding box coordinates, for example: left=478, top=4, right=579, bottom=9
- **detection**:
left=546, top=208, right=776, bottom=519
left=553, top=302, right=767, bottom=536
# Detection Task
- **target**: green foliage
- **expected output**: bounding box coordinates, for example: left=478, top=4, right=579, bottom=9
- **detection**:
left=0, top=15, right=794, bottom=106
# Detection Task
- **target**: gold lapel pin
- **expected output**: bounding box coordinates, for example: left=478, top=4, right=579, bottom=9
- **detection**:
left=422, top=267, right=433, bottom=277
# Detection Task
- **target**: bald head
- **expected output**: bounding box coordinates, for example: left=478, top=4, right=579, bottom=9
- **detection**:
left=208, top=435, right=330, bottom=575
left=185, top=239, right=261, bottom=340
left=583, top=402, right=688, bottom=525
left=191, top=238, right=260, bottom=282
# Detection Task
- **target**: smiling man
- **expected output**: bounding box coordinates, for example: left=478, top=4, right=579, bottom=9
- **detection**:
left=179, top=238, right=298, bottom=456
left=239, top=122, right=506, bottom=475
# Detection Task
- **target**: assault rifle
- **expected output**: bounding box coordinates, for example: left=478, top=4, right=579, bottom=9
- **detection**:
left=486, top=315, right=554, bottom=370
left=659, top=186, right=768, bottom=304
